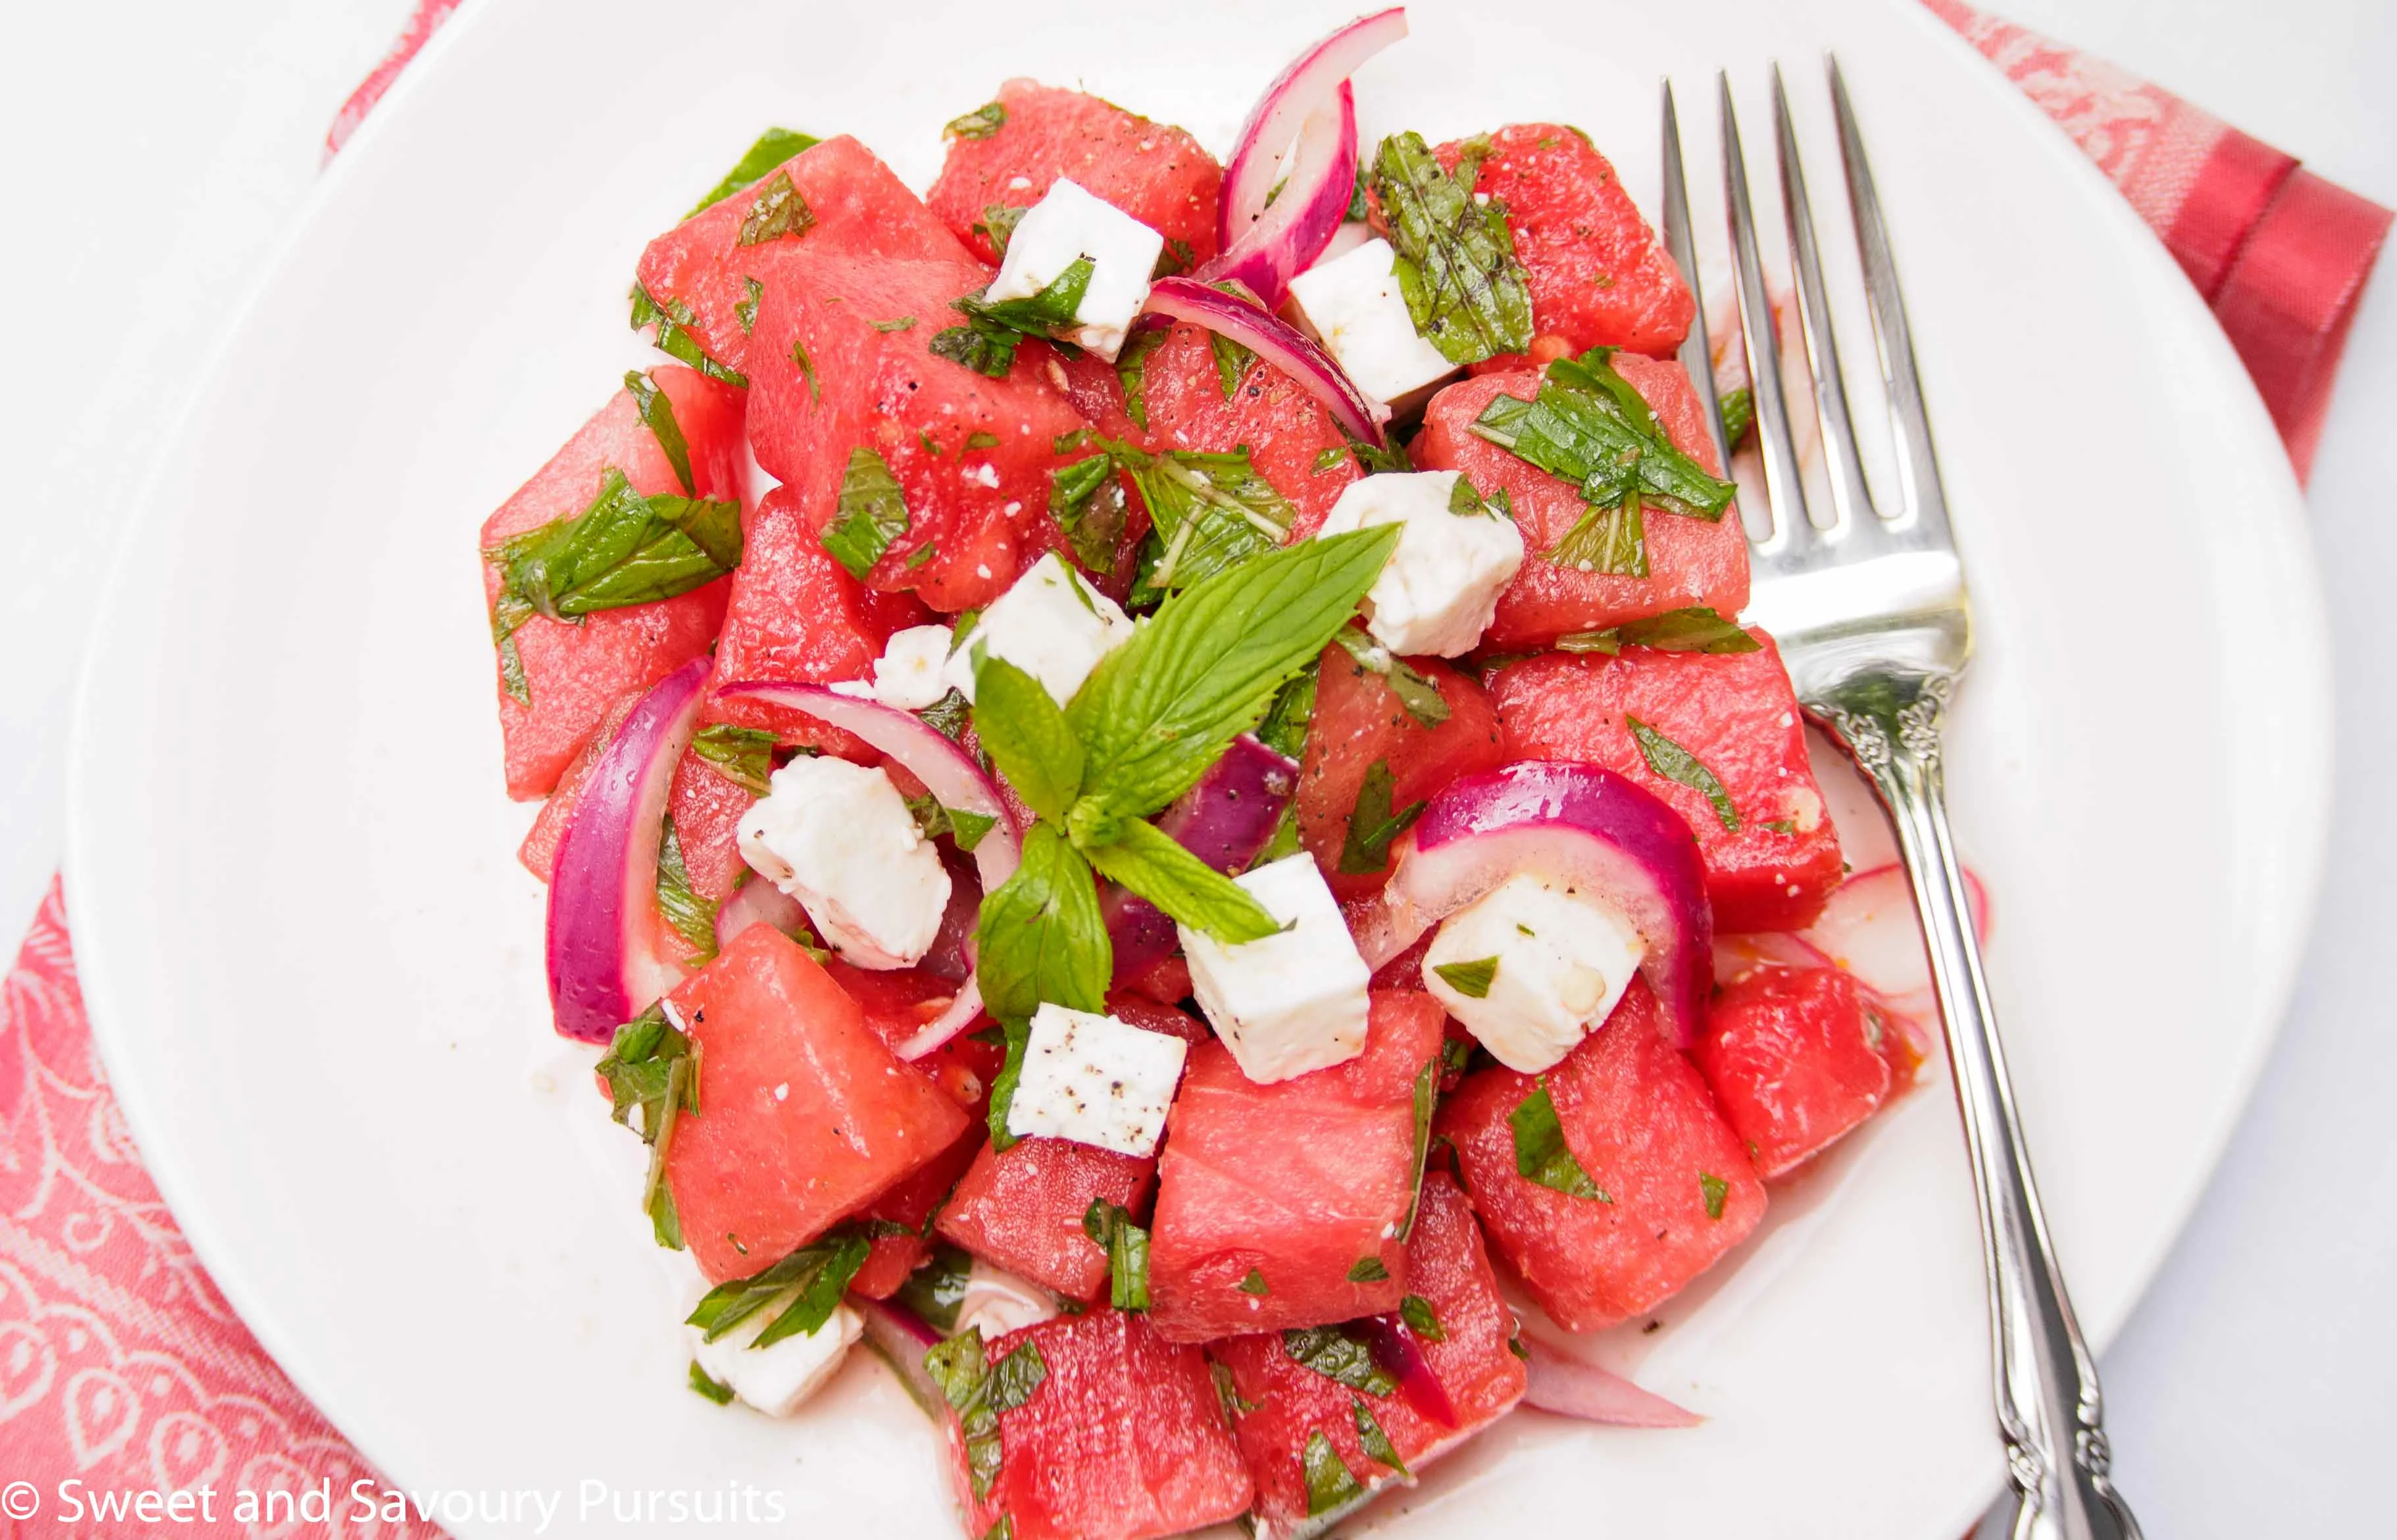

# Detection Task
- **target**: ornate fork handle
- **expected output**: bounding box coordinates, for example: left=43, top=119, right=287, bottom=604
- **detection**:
left=1825, top=675, right=2141, bottom=1540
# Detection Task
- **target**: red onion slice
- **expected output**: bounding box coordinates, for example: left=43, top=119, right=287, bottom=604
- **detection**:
left=1144, top=277, right=1388, bottom=443
left=1378, top=760, right=1713, bottom=1047
left=1360, top=1312, right=1459, bottom=1428
left=1101, top=732, right=1298, bottom=981
left=546, top=658, right=712, bottom=1043
left=714, top=682, right=1019, bottom=1059
left=855, top=1296, right=947, bottom=1420
left=1208, top=84, right=1358, bottom=309
left=1520, top=1337, right=1702, bottom=1429
left=1220, top=7, right=1409, bottom=243
left=713, top=873, right=815, bottom=955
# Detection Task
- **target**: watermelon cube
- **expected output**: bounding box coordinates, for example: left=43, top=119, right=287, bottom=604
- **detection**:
left=928, top=80, right=1223, bottom=270
left=1412, top=355, right=1749, bottom=649
left=665, top=747, right=757, bottom=907
left=745, top=250, right=1093, bottom=612
left=849, top=1125, right=986, bottom=1300
left=937, top=1136, right=1157, bottom=1303
left=662, top=926, right=971, bottom=1282
left=1440, top=980, right=1765, bottom=1331
left=1148, top=991, right=1447, bottom=1342
left=1434, top=125, right=1695, bottom=365
left=1292, top=645, right=1506, bottom=899
left=941, top=1308, right=1253, bottom=1540
left=1211, top=1175, right=1527, bottom=1539
left=635, top=135, right=973, bottom=381
left=1487, top=630, right=1844, bottom=932
left=479, top=366, right=744, bottom=798
left=1696, top=964, right=1892, bottom=1180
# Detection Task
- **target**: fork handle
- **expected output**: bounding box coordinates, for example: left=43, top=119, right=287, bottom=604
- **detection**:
left=1862, top=739, right=2144, bottom=1540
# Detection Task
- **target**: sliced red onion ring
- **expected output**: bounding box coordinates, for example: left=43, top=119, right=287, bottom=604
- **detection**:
left=1520, top=1337, right=1702, bottom=1429
left=1220, top=7, right=1409, bottom=244
left=714, top=682, right=1019, bottom=1059
left=713, top=874, right=814, bottom=955
left=547, top=659, right=712, bottom=1043
left=1376, top=760, right=1713, bottom=1047
left=1144, top=277, right=1388, bottom=443
left=855, top=1296, right=947, bottom=1420
left=1209, top=84, right=1357, bottom=309
left=1101, top=733, right=1298, bottom=981
left=1360, top=1312, right=1458, bottom=1428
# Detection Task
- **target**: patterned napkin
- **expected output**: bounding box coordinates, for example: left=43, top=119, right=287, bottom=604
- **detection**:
left=1, top=3, right=2383, bottom=1534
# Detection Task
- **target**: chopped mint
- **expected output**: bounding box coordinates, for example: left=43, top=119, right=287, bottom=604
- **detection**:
left=896, top=1242, right=976, bottom=1334
left=1701, top=1170, right=1730, bottom=1221
left=1332, top=624, right=1450, bottom=729
left=1615, top=607, right=1760, bottom=653
left=1469, top=347, right=1736, bottom=522
left=874, top=316, right=918, bottom=332
left=655, top=817, right=719, bottom=965
left=931, top=259, right=1096, bottom=379
left=1510, top=1078, right=1609, bottom=1201
left=1353, top=1400, right=1407, bottom=1474
left=686, top=1228, right=872, bottom=1347
left=788, top=336, right=819, bottom=404
left=1212, top=1361, right=1259, bottom=1420
left=622, top=370, right=695, bottom=495
left=1547, top=499, right=1649, bottom=577
left=1717, top=385, right=1755, bottom=449
left=1347, top=1255, right=1390, bottom=1283
left=925, top=1330, right=1047, bottom=1498
left=1081, top=1199, right=1152, bottom=1311
left=1239, top=1268, right=1272, bottom=1296
left=736, top=169, right=815, bottom=246
left=821, top=447, right=912, bottom=580
left=984, top=1018, right=1035, bottom=1151
left=1627, top=715, right=1740, bottom=832
left=1400, top=1294, right=1445, bottom=1342
left=687, top=127, right=819, bottom=217
left=975, top=203, right=1029, bottom=257
left=1313, top=445, right=1350, bottom=473
left=1432, top=955, right=1499, bottom=999
left=1369, top=131, right=1532, bottom=365
left=944, top=102, right=1007, bottom=140
left=688, top=1360, right=736, bottom=1404
left=1114, top=328, right=1169, bottom=430
left=1211, top=328, right=1257, bottom=397
left=1398, top=1058, right=1438, bottom=1241
left=967, top=431, right=1003, bottom=449
left=1303, top=1429, right=1368, bottom=1518
left=629, top=283, right=748, bottom=388
left=1049, top=453, right=1127, bottom=576
left=690, top=724, right=778, bottom=795
left=736, top=276, right=763, bottom=334
left=1337, top=758, right=1426, bottom=876
left=1255, top=666, right=1318, bottom=762
left=1153, top=236, right=1196, bottom=279
left=1121, top=443, right=1296, bottom=602
left=1283, top=1324, right=1398, bottom=1396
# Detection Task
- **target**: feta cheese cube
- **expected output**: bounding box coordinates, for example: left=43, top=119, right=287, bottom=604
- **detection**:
left=985, top=178, right=1164, bottom=362
left=1286, top=237, right=1462, bottom=409
left=738, top=757, right=950, bottom=970
left=943, top=551, right=1135, bottom=706
left=1178, top=855, right=1372, bottom=1084
left=1421, top=874, right=1646, bottom=1074
left=1315, top=470, right=1525, bottom=657
left=1004, top=1002, right=1188, bottom=1156
left=688, top=1297, right=861, bottom=1418
left=956, top=1257, right=1061, bottom=1341
left=871, top=624, right=958, bottom=711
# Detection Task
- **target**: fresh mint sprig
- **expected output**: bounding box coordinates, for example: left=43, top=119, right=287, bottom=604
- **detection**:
left=686, top=127, right=820, bottom=218
left=1371, top=132, right=1532, bottom=366
left=1469, top=347, right=1738, bottom=528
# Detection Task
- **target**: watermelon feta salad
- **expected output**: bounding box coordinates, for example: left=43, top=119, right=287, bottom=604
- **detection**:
left=477, top=11, right=1969, bottom=1536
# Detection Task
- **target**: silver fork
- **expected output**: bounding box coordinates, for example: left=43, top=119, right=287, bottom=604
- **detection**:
left=1661, top=63, right=2144, bottom=1540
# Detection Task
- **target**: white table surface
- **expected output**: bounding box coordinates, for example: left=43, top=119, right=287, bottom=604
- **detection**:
left=3, top=2, right=2387, bottom=1532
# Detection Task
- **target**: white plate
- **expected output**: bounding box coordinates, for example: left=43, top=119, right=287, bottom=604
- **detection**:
left=66, top=0, right=2327, bottom=1535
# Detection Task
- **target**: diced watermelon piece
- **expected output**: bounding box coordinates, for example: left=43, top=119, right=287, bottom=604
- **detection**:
left=665, top=749, right=757, bottom=905
left=745, top=251, right=1093, bottom=611
left=1487, top=630, right=1844, bottom=932
left=1121, top=956, right=1196, bottom=1008
left=1105, top=991, right=1209, bottom=1047
left=517, top=686, right=644, bottom=881
left=1440, top=980, right=1765, bottom=1331
left=663, top=926, right=971, bottom=1282
left=1149, top=991, right=1447, bottom=1342
left=937, top=1137, right=1157, bottom=1303
left=944, top=1308, right=1253, bottom=1540
left=1412, top=355, right=1749, bottom=649
left=1696, top=964, right=1892, bottom=1180
left=635, top=135, right=974, bottom=380
left=1292, top=646, right=1506, bottom=899
left=928, top=80, right=1223, bottom=270
left=1434, top=124, right=1694, bottom=364
left=479, top=366, right=743, bottom=798
left=1211, top=1176, right=1527, bottom=1539
left=702, top=482, right=932, bottom=755
left=826, top=956, right=975, bottom=1051
left=1123, top=322, right=1361, bottom=540
left=850, top=1125, right=986, bottom=1299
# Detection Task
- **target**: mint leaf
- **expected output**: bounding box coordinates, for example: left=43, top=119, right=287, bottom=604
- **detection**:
left=595, top=1003, right=699, bottom=1144
left=1338, top=758, right=1425, bottom=876
left=944, top=102, right=1007, bottom=140
left=1353, top=1400, right=1407, bottom=1474
left=484, top=470, right=742, bottom=672
left=655, top=817, right=719, bottom=965
left=822, top=447, right=911, bottom=580
left=972, top=655, right=1085, bottom=822
left=1303, top=1429, right=1367, bottom=1517
left=629, top=283, right=749, bottom=388
left=1555, top=629, right=1623, bottom=655
left=1511, top=1078, right=1609, bottom=1200
left=1469, top=348, right=1736, bottom=521
left=1627, top=714, right=1740, bottom=831
left=906, top=795, right=996, bottom=853
left=1081, top=817, right=1279, bottom=944
left=1115, top=328, right=1168, bottom=430
left=896, top=1241, right=975, bottom=1333
left=1331, top=624, right=1450, bottom=729
left=1212, top=1361, right=1259, bottom=1419
left=688, top=1361, right=736, bottom=1404
left=686, top=1228, right=871, bottom=1346
left=1614, top=607, right=1761, bottom=654
left=1283, top=1324, right=1397, bottom=1396
left=736, top=277, right=763, bottom=334
left=688, top=127, right=820, bottom=217
left=691, top=723, right=778, bottom=795
left=736, top=169, right=815, bottom=246
left=1701, top=1170, right=1730, bottom=1221
left=1119, top=444, right=1296, bottom=599
left=1069, top=525, right=1401, bottom=821
left=873, top=316, right=917, bottom=333
left=788, top=336, right=819, bottom=403
left=1255, top=666, right=1317, bottom=762
left=926, top=1329, right=1047, bottom=1499
left=932, top=260, right=1098, bottom=379
left=975, top=203, right=1029, bottom=258
left=1400, top=1294, right=1445, bottom=1342
left=976, top=824, right=1110, bottom=1023
left=986, top=1018, right=1032, bottom=1152
left=1346, top=1255, right=1390, bottom=1283
left=1398, top=1057, right=1438, bottom=1241
left=1239, top=1268, right=1271, bottom=1296
left=1371, top=131, right=1532, bottom=366
left=1080, top=1199, right=1152, bottom=1311
left=1432, top=956, right=1498, bottom=999
left=1718, top=385, right=1755, bottom=449
left=1547, top=499, right=1648, bottom=576
left=1050, top=453, right=1126, bottom=576
left=920, top=688, right=972, bottom=743
left=1211, top=329, right=1256, bottom=397
left=623, top=370, right=695, bottom=495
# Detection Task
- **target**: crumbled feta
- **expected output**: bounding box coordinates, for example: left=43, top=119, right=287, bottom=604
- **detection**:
left=1005, top=1003, right=1188, bottom=1156
left=1314, top=470, right=1525, bottom=657
left=1421, top=874, right=1646, bottom=1074
left=689, top=1297, right=861, bottom=1418
left=738, top=757, right=950, bottom=970
left=984, top=178, right=1164, bottom=361
left=1286, top=236, right=1461, bottom=409
left=1179, top=855, right=1372, bottom=1084
left=943, top=551, right=1134, bottom=706
left=870, top=624, right=957, bottom=711
left=956, top=1258, right=1059, bottom=1341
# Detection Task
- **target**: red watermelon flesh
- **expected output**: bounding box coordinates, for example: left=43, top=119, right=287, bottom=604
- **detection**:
left=1126, top=322, right=1361, bottom=540
left=1434, top=124, right=1694, bottom=366
left=1440, top=980, right=1765, bottom=1331
left=745, top=250, right=1092, bottom=611
left=702, top=482, right=930, bottom=756
left=825, top=958, right=973, bottom=1053
left=1487, top=631, right=1844, bottom=933
left=635, top=135, right=973, bottom=380
left=928, top=80, right=1222, bottom=269
left=849, top=1124, right=986, bottom=1299
left=1211, top=1176, right=1527, bottom=1539
left=943, top=1308, right=1253, bottom=1540
left=480, top=366, right=743, bottom=798
left=1293, top=645, right=1506, bottom=900
left=1148, top=991, right=1447, bottom=1343
left=661, top=926, right=971, bottom=1283
left=665, top=750, right=757, bottom=906
left=1105, top=992, right=1209, bottom=1047
left=1696, top=964, right=1891, bottom=1180
left=938, top=1136, right=1157, bottom=1302
left=1412, top=357, right=1750, bottom=649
